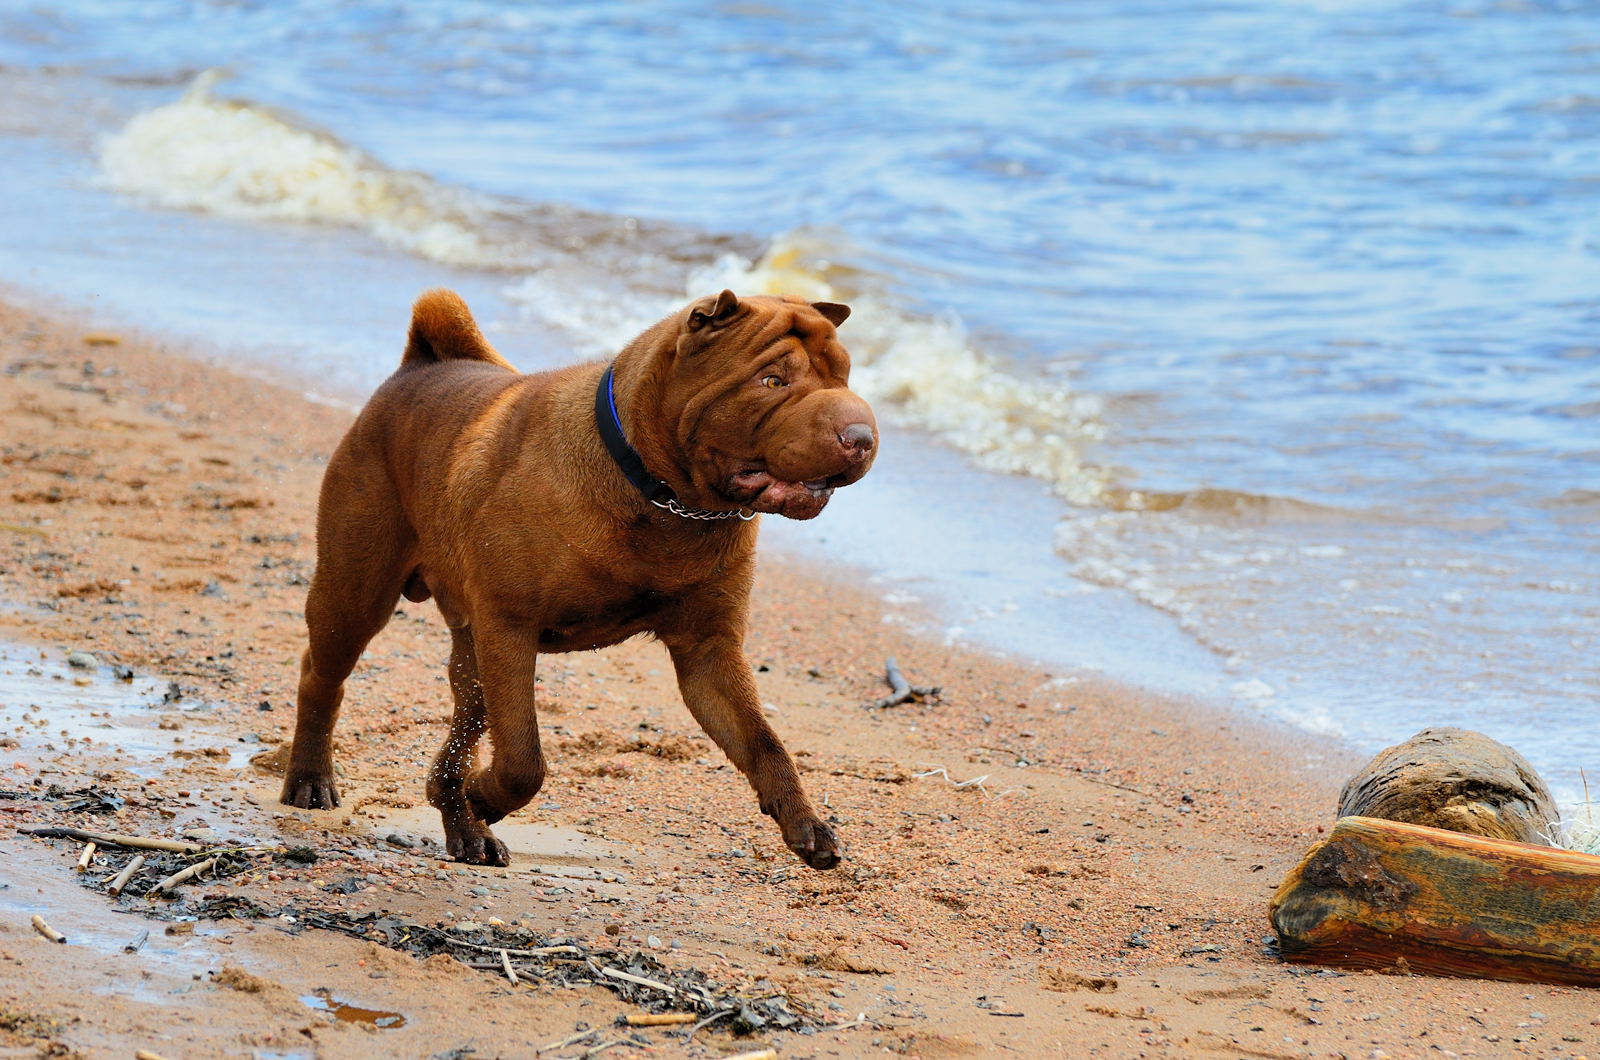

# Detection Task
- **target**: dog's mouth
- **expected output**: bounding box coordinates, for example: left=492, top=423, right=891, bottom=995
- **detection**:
left=725, top=466, right=842, bottom=520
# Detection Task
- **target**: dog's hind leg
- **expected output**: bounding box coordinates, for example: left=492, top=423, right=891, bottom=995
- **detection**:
left=280, top=466, right=412, bottom=810
left=426, top=624, right=511, bottom=866
left=456, top=617, right=547, bottom=839
left=663, top=631, right=841, bottom=871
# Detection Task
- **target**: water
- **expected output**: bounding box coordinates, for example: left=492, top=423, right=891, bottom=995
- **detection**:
left=0, top=0, right=1595, bottom=796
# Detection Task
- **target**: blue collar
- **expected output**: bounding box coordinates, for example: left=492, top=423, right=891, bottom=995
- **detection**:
left=593, top=365, right=755, bottom=522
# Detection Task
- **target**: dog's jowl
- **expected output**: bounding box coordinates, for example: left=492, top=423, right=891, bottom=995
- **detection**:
left=279, top=289, right=876, bottom=869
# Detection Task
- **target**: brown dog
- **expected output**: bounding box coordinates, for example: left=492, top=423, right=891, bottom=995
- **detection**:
left=279, top=288, right=876, bottom=870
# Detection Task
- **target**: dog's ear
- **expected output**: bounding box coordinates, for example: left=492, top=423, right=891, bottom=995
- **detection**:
left=687, top=289, right=743, bottom=332
left=811, top=301, right=850, bottom=327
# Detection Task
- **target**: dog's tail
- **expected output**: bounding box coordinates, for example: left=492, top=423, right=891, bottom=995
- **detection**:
left=401, top=289, right=514, bottom=370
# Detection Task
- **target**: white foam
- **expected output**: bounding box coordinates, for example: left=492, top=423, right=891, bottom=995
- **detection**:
left=98, top=72, right=497, bottom=268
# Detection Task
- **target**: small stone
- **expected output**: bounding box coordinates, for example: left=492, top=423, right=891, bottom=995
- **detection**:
left=451, top=921, right=481, bottom=933
left=66, top=651, right=98, bottom=669
left=385, top=833, right=416, bottom=849
left=647, top=935, right=662, bottom=949
left=468, top=886, right=489, bottom=897
left=605, top=924, right=622, bottom=936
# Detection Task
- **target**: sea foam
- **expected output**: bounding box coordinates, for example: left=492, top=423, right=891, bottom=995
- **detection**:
left=98, top=72, right=497, bottom=268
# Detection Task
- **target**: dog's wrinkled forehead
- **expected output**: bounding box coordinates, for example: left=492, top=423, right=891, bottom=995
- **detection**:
left=673, top=291, right=851, bottom=379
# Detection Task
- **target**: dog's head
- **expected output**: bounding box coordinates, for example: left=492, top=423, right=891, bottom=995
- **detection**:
left=630, top=290, right=877, bottom=520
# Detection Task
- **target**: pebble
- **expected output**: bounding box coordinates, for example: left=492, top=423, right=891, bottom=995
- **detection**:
left=647, top=935, right=662, bottom=949
left=451, top=921, right=481, bottom=933
left=66, top=651, right=99, bottom=669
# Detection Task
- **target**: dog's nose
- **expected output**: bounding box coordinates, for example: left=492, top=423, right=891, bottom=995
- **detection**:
left=839, top=422, right=875, bottom=456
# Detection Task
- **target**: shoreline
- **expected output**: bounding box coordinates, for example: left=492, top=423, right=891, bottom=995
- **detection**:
left=3, top=294, right=1596, bottom=1057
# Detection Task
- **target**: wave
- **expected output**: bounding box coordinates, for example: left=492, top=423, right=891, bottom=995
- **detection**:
left=1097, top=485, right=1352, bottom=521
left=97, top=72, right=504, bottom=267
left=96, top=72, right=736, bottom=277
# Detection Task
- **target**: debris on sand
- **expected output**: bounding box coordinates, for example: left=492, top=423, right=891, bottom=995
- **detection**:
left=20, top=823, right=823, bottom=1037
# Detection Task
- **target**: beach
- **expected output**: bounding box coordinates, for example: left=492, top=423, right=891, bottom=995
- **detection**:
left=2, top=300, right=1596, bottom=1057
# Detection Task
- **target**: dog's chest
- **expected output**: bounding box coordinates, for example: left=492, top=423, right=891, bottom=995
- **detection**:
left=535, top=588, right=667, bottom=652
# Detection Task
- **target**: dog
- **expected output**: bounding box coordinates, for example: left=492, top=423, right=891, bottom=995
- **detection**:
left=279, top=288, right=876, bottom=870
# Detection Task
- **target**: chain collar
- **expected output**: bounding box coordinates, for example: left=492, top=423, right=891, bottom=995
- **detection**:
left=595, top=365, right=755, bottom=523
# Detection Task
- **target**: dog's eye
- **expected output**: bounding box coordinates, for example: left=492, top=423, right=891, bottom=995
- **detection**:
left=760, top=375, right=784, bottom=389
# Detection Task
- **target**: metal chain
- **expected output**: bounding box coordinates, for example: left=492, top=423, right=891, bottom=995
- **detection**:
left=652, top=498, right=756, bottom=522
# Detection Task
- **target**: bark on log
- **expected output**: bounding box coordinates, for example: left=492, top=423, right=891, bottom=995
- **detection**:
left=1270, top=816, right=1600, bottom=986
left=1337, top=727, right=1557, bottom=846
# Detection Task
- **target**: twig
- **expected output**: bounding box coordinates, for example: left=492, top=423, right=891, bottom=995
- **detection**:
left=864, top=656, right=941, bottom=710
left=449, top=938, right=582, bottom=958
left=135, top=1052, right=173, bottom=1060
left=21, top=826, right=203, bottom=854
left=124, top=929, right=150, bottom=953
left=913, top=766, right=990, bottom=790
left=31, top=914, right=66, bottom=943
left=625, top=1012, right=697, bottom=1027
left=912, top=766, right=1021, bottom=800
left=152, top=856, right=217, bottom=894
left=0, top=521, right=46, bottom=537
left=1067, top=766, right=1156, bottom=800
left=537, top=1028, right=598, bottom=1053
left=679, top=1008, right=734, bottom=1037
left=595, top=962, right=676, bottom=994
left=580, top=1040, right=626, bottom=1059
left=75, top=842, right=96, bottom=872
left=107, top=854, right=146, bottom=897
left=500, top=948, right=520, bottom=986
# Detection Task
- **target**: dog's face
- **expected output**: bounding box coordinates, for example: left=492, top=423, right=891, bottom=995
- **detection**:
left=661, top=291, right=877, bottom=520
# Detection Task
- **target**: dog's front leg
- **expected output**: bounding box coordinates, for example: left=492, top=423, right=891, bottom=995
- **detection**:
left=664, top=632, right=840, bottom=870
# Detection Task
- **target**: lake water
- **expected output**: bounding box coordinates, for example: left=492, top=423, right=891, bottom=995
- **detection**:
left=1, top=0, right=1595, bottom=799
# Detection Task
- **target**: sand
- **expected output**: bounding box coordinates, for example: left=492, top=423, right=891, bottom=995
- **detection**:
left=0, top=296, right=1595, bottom=1058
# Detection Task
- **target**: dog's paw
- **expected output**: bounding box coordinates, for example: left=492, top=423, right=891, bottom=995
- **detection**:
left=784, top=817, right=841, bottom=871
left=280, top=774, right=340, bottom=810
left=447, top=824, right=511, bottom=867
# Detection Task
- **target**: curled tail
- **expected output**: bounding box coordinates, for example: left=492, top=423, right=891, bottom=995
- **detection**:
left=401, top=289, right=513, bottom=370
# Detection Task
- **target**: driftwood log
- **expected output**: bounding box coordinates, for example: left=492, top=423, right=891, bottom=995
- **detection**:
left=1270, top=816, right=1600, bottom=986
left=1337, top=727, right=1558, bottom=846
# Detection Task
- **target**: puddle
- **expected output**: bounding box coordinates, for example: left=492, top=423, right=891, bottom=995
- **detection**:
left=0, top=640, right=254, bottom=775
left=0, top=838, right=241, bottom=1006
left=363, top=804, right=635, bottom=884
left=301, top=990, right=407, bottom=1029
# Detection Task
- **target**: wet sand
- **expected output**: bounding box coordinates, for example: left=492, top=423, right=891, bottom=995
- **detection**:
left=1, top=296, right=1596, bottom=1058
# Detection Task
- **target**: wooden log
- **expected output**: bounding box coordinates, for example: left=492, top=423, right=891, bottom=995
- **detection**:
left=1337, top=727, right=1557, bottom=846
left=1270, top=815, right=1600, bottom=986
